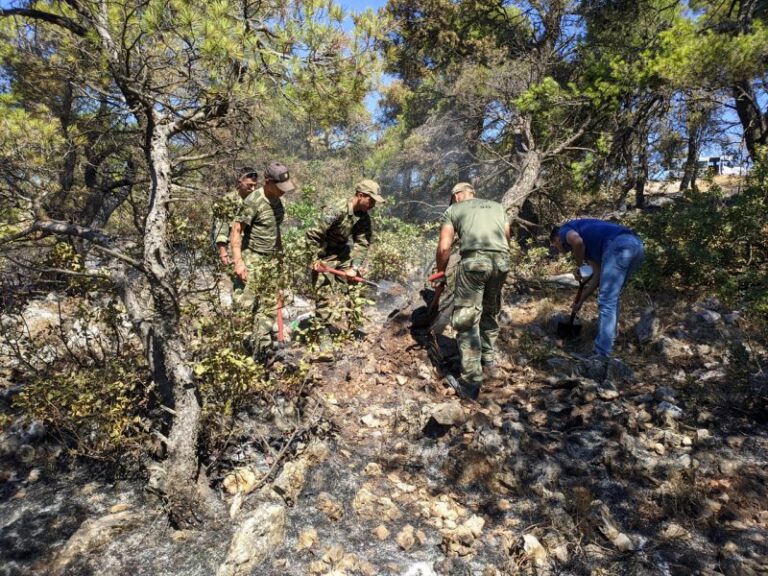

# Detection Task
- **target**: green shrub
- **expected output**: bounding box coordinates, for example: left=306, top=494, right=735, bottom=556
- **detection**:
left=636, top=153, right=767, bottom=325
left=16, top=356, right=153, bottom=460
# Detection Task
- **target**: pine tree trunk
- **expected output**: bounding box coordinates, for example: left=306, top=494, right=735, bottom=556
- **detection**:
left=501, top=149, right=541, bottom=218
left=733, top=80, right=768, bottom=161
left=143, top=121, right=210, bottom=527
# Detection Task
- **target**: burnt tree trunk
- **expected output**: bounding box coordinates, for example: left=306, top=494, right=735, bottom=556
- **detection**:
left=732, top=80, right=768, bottom=161
left=635, top=146, right=648, bottom=209
left=143, top=121, right=210, bottom=527
left=501, top=149, right=542, bottom=218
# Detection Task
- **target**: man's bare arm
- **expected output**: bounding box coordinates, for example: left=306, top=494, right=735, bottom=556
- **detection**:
left=231, top=221, right=247, bottom=281
left=436, top=224, right=455, bottom=273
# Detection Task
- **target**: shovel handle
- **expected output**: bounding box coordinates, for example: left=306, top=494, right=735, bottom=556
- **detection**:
left=569, top=282, right=586, bottom=324
left=276, top=289, right=284, bottom=342
left=314, top=263, right=377, bottom=287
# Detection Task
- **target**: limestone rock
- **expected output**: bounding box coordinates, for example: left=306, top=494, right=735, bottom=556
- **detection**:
left=217, top=504, right=286, bottom=576
left=372, top=525, right=390, bottom=540
left=272, top=459, right=308, bottom=505
left=296, top=528, right=318, bottom=551
left=396, top=524, right=416, bottom=550
left=51, top=510, right=142, bottom=576
left=223, top=467, right=259, bottom=495
left=430, top=401, right=466, bottom=426
left=522, top=534, right=548, bottom=566
left=317, top=492, right=344, bottom=521
left=656, top=401, right=684, bottom=428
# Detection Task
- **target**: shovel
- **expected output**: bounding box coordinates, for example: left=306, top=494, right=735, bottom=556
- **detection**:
left=557, top=265, right=593, bottom=339
left=313, top=263, right=406, bottom=304
left=314, top=263, right=380, bottom=288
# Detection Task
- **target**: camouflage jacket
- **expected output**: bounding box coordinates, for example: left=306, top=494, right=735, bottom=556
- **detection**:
left=305, top=198, right=372, bottom=267
left=211, top=189, right=244, bottom=247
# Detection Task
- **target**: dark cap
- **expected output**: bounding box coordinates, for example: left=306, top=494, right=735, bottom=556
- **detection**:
left=265, top=161, right=296, bottom=193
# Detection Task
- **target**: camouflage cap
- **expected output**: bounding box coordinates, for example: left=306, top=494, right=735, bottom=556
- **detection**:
left=355, top=179, right=384, bottom=203
left=265, top=161, right=296, bottom=193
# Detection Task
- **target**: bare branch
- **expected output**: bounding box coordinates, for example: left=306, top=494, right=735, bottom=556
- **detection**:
left=0, top=7, right=87, bottom=36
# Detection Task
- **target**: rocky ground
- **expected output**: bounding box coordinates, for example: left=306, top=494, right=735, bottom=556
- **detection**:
left=1, top=280, right=767, bottom=576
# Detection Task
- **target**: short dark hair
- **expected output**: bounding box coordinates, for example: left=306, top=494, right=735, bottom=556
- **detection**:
left=237, top=167, right=258, bottom=181
left=549, top=226, right=561, bottom=242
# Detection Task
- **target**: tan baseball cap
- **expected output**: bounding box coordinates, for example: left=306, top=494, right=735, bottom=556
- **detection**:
left=265, top=161, right=296, bottom=193
left=355, top=179, right=384, bottom=203
left=450, top=182, right=474, bottom=204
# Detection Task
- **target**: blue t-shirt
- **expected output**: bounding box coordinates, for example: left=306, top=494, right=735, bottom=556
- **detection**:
left=559, top=219, right=634, bottom=264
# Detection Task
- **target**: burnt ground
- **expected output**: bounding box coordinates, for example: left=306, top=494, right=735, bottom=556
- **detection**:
left=254, top=281, right=768, bottom=575
left=1, top=280, right=767, bottom=575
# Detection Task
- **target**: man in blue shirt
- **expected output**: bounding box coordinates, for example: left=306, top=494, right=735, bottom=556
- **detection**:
left=550, top=219, right=644, bottom=357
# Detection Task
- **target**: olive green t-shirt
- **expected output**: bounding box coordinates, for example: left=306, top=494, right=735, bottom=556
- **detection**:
left=235, top=187, right=285, bottom=255
left=439, top=198, right=509, bottom=254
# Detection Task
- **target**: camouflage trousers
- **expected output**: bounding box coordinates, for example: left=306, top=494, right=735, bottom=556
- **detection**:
left=451, top=250, right=510, bottom=386
left=431, top=249, right=461, bottom=336
left=232, top=251, right=281, bottom=359
left=311, top=255, right=364, bottom=334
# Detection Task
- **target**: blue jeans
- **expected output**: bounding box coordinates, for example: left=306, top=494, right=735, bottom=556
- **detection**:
left=594, top=234, right=644, bottom=357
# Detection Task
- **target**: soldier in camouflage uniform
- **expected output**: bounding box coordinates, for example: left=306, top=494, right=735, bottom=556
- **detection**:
left=211, top=168, right=259, bottom=265
left=435, top=182, right=510, bottom=400
left=230, top=161, right=295, bottom=361
left=306, top=179, right=384, bottom=358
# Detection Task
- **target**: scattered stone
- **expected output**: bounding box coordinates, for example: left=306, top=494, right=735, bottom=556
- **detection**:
left=402, top=562, right=438, bottom=576
left=361, top=413, right=385, bottom=428
left=395, top=375, right=408, bottom=386
left=725, top=436, right=745, bottom=450
left=430, top=401, right=466, bottom=426
left=656, top=401, right=683, bottom=427
left=522, top=534, right=548, bottom=566
left=372, top=525, right=390, bottom=540
left=396, top=524, right=416, bottom=550
left=26, top=468, right=41, bottom=483
left=719, top=459, right=740, bottom=476
left=316, top=492, right=344, bottom=521
left=352, top=486, right=402, bottom=520
left=304, top=439, right=331, bottom=465
left=217, top=504, right=286, bottom=576
left=296, top=528, right=318, bottom=552
left=272, top=459, right=308, bottom=505
left=597, top=385, right=619, bottom=400
left=662, top=523, right=688, bottom=539
left=596, top=504, right=635, bottom=552
left=223, top=467, right=259, bottom=496
left=364, top=462, right=382, bottom=476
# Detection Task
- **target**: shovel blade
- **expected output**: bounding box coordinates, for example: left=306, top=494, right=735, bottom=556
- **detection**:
left=557, top=321, right=582, bottom=339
